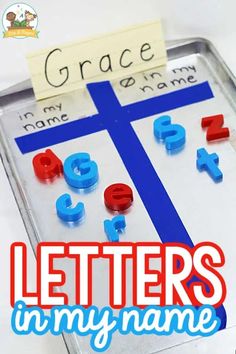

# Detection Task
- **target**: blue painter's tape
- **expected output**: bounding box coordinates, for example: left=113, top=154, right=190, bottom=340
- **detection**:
left=15, top=114, right=104, bottom=154
left=15, top=82, right=213, bottom=154
left=125, top=81, right=214, bottom=122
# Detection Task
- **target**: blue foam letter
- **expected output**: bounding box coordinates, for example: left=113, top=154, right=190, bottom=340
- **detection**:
left=63, top=152, right=98, bottom=188
left=56, top=193, right=85, bottom=222
left=104, top=215, right=126, bottom=242
left=197, top=148, right=223, bottom=182
left=154, top=115, right=186, bottom=150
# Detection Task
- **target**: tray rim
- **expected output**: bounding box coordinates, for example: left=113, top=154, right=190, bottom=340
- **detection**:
left=0, top=37, right=234, bottom=354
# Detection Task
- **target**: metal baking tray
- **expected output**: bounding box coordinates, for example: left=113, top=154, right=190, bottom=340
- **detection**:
left=1, top=38, right=236, bottom=354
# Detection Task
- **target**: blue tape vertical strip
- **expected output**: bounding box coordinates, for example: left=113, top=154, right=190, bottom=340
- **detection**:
left=87, top=81, right=196, bottom=245
left=87, top=81, right=226, bottom=329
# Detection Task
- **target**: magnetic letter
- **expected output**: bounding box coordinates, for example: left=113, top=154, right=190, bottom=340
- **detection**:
left=32, top=149, right=63, bottom=180
left=104, top=183, right=133, bottom=211
left=63, top=152, right=98, bottom=189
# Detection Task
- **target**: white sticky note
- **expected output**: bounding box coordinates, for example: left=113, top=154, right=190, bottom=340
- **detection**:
left=27, top=20, right=167, bottom=100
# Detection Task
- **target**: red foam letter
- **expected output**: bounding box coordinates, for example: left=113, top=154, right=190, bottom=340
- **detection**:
left=32, top=149, right=63, bottom=180
left=104, top=183, right=133, bottom=211
left=201, top=114, right=230, bottom=141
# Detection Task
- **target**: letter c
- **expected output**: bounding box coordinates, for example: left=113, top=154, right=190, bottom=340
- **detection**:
left=120, top=49, right=133, bottom=68
left=56, top=193, right=85, bottom=222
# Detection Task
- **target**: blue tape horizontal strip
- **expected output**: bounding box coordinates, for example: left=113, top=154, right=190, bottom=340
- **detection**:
left=15, top=114, right=104, bottom=154
left=15, top=82, right=213, bottom=154
left=125, top=81, right=214, bottom=121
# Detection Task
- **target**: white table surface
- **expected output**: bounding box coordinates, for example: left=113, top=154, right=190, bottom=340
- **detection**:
left=0, top=0, right=236, bottom=352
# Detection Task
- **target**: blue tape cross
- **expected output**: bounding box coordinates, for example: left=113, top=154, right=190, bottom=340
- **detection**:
left=15, top=81, right=226, bottom=328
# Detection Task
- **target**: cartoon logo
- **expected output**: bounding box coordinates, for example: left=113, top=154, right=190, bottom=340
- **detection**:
left=2, top=3, right=39, bottom=38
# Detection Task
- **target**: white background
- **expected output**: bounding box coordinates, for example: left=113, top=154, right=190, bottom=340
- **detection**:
left=0, top=0, right=236, bottom=353
left=1, top=0, right=236, bottom=90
